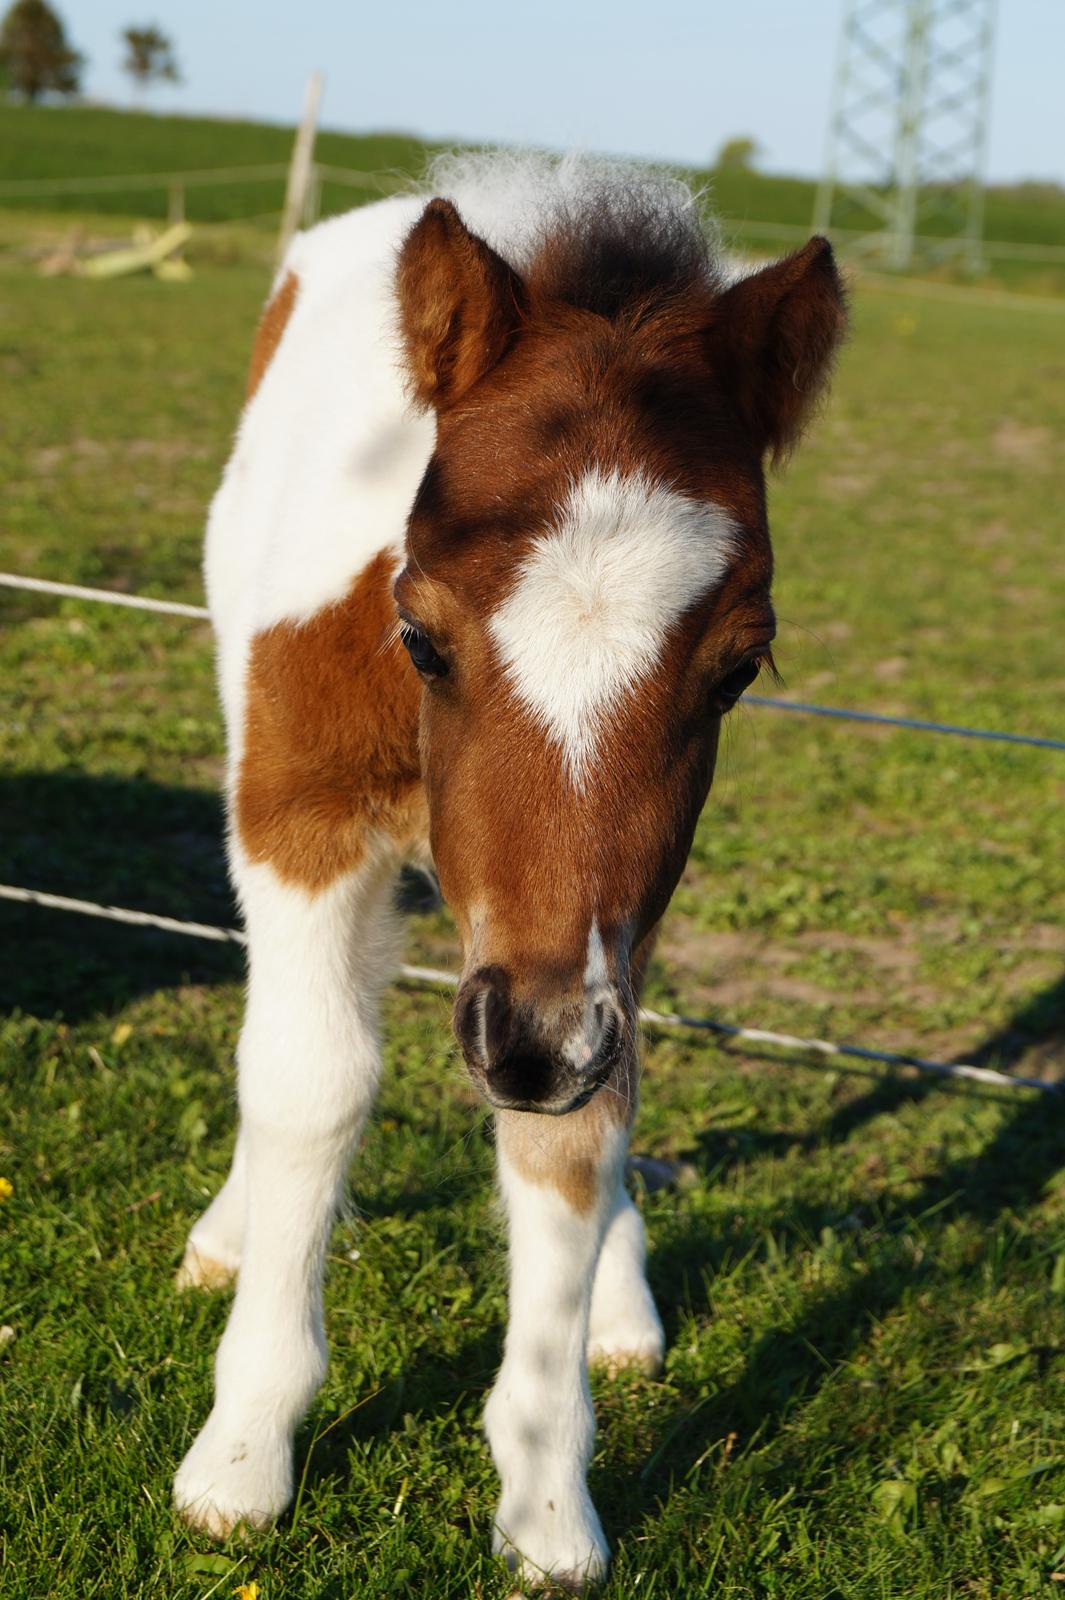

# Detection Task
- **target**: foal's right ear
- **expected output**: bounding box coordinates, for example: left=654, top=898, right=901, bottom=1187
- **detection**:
left=711, top=237, right=847, bottom=463
left=396, top=199, right=525, bottom=410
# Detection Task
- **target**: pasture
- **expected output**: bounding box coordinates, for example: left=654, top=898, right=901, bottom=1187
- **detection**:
left=1, top=239, right=1064, bottom=1597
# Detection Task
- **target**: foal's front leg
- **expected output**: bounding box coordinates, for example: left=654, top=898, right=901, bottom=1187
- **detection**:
left=174, top=855, right=395, bottom=1536
left=486, top=1100, right=629, bottom=1590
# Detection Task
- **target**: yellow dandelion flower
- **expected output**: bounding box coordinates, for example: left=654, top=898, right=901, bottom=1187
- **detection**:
left=233, top=1584, right=260, bottom=1600
left=0, top=1178, right=13, bottom=1202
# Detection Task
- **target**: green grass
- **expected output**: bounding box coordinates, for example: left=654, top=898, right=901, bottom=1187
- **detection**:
left=1, top=247, right=1064, bottom=1598
left=0, top=102, right=428, bottom=225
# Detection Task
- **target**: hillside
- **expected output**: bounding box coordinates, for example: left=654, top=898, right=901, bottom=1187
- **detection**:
left=0, top=103, right=430, bottom=223
left=1, top=103, right=1063, bottom=283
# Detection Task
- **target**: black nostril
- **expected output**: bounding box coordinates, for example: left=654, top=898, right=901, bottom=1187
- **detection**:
left=454, top=968, right=512, bottom=1068
left=485, top=1045, right=557, bottom=1106
left=482, top=981, right=511, bottom=1064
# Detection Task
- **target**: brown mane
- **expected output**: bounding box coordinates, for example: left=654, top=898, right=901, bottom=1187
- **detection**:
left=521, top=188, right=723, bottom=320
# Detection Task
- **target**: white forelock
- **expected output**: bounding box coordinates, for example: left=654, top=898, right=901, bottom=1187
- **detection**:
left=422, top=149, right=715, bottom=277
left=488, top=469, right=738, bottom=782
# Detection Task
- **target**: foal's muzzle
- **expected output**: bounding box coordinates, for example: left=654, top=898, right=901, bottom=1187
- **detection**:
left=453, top=965, right=627, bottom=1114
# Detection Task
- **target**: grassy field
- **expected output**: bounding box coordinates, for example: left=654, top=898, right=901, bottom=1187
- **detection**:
left=0, top=103, right=428, bottom=226
left=2, top=103, right=1064, bottom=295
left=1, top=237, right=1064, bottom=1597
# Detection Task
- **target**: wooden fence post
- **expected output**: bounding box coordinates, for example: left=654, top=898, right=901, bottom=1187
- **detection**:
left=277, top=71, right=324, bottom=267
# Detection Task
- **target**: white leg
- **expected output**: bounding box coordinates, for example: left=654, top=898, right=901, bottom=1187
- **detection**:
left=176, top=1130, right=247, bottom=1290
left=586, top=1179, right=664, bottom=1377
left=485, top=1111, right=626, bottom=1592
left=174, top=850, right=398, bottom=1537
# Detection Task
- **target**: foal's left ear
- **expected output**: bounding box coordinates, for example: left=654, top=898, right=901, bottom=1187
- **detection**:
left=711, top=237, right=847, bottom=462
left=396, top=198, right=526, bottom=410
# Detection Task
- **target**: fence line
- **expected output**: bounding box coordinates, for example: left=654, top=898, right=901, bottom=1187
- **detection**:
left=745, top=695, right=1065, bottom=752
left=0, top=571, right=210, bottom=618
left=0, top=883, right=1054, bottom=1096
left=3, top=570, right=1061, bottom=752
left=727, top=215, right=1065, bottom=265
left=0, top=164, right=292, bottom=198
left=2, top=162, right=1063, bottom=267
left=0, top=163, right=396, bottom=199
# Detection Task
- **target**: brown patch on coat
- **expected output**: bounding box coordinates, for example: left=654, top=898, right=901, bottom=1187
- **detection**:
left=496, top=1049, right=636, bottom=1213
left=235, top=550, right=425, bottom=890
left=245, top=270, right=299, bottom=402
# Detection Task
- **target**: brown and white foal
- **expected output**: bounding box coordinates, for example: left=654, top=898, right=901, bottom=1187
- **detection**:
left=173, top=154, right=845, bottom=1589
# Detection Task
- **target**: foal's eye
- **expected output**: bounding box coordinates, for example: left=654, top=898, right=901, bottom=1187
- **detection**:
left=716, top=657, right=762, bottom=710
left=399, top=622, right=448, bottom=678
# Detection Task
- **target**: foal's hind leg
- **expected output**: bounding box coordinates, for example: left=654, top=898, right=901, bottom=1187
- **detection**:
left=176, top=1130, right=246, bottom=1290
left=174, top=849, right=397, bottom=1537
left=587, top=924, right=664, bottom=1377
left=586, top=1176, right=664, bottom=1377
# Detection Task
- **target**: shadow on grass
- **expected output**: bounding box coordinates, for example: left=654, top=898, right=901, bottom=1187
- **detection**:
left=0, top=770, right=240, bottom=1020
left=1, top=771, right=444, bottom=1024
left=646, top=965, right=1065, bottom=1192
left=619, top=982, right=1065, bottom=1534
left=291, top=1319, right=505, bottom=1507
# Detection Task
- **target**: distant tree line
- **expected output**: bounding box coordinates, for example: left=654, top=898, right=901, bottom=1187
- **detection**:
left=0, top=0, right=180, bottom=102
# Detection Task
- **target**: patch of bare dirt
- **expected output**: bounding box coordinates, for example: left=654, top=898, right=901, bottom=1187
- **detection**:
left=32, top=437, right=207, bottom=473
left=1018, top=925, right=1065, bottom=955
left=655, top=924, right=939, bottom=1013
left=1000, top=957, right=1063, bottom=997
left=969, top=520, right=1011, bottom=548
left=760, top=930, right=923, bottom=971
left=802, top=670, right=837, bottom=690
left=992, top=419, right=1053, bottom=464
left=820, top=472, right=873, bottom=498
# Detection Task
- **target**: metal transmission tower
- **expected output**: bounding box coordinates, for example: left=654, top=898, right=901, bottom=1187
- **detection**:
left=813, top=0, right=997, bottom=271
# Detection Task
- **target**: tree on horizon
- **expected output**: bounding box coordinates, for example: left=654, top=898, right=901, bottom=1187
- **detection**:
left=0, top=0, right=82, bottom=102
left=120, top=23, right=180, bottom=100
left=715, top=136, right=763, bottom=173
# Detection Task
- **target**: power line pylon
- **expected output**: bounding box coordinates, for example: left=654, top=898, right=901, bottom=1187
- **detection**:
left=813, top=0, right=997, bottom=271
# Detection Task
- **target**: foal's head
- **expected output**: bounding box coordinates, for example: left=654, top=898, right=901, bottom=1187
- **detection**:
left=394, top=174, right=845, bottom=1115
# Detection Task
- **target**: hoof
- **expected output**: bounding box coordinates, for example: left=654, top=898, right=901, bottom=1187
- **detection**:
left=587, top=1341, right=663, bottom=1379
left=175, top=1245, right=239, bottom=1292
left=174, top=1416, right=291, bottom=1539
left=175, top=1493, right=272, bottom=1541
left=493, top=1505, right=608, bottom=1593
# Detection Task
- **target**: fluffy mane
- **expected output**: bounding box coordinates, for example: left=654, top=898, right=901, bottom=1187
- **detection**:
left=421, top=150, right=724, bottom=320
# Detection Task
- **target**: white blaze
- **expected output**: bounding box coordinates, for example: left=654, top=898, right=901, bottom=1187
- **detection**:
left=488, top=469, right=738, bottom=782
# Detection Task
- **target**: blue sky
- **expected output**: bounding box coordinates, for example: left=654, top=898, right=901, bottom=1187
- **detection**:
left=77, top=1, right=1064, bottom=185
